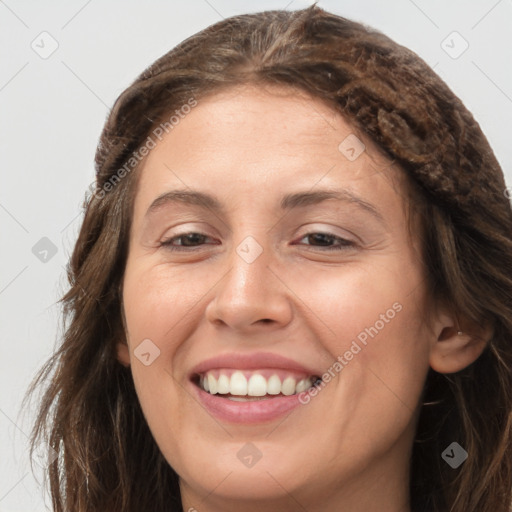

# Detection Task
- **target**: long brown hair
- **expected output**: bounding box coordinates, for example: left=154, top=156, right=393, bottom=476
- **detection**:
left=23, top=4, right=512, bottom=511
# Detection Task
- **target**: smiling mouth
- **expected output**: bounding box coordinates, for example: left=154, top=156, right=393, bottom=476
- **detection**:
left=192, top=369, right=321, bottom=401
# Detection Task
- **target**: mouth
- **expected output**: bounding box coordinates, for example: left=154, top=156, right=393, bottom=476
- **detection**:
left=188, top=352, right=324, bottom=423
left=192, top=369, right=322, bottom=401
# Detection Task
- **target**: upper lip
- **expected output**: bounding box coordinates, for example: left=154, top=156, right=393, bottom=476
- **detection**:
left=189, top=352, right=321, bottom=379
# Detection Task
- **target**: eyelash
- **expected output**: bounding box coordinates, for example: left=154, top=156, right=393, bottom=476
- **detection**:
left=159, top=232, right=355, bottom=252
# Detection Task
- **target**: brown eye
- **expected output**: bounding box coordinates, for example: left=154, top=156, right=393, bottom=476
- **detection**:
left=294, top=232, right=355, bottom=251
left=160, top=232, right=217, bottom=250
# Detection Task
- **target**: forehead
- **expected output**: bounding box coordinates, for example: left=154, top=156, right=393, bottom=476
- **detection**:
left=145, top=84, right=390, bottom=165
left=131, top=84, right=407, bottom=223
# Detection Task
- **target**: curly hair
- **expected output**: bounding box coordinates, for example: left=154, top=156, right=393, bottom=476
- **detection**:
left=23, top=4, right=512, bottom=511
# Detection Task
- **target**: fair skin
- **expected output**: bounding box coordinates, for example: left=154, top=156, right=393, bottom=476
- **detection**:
left=117, top=84, right=488, bottom=512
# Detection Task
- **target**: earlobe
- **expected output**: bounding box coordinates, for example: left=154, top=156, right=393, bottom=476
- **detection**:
left=116, top=341, right=131, bottom=367
left=116, top=295, right=131, bottom=367
left=429, top=318, right=493, bottom=374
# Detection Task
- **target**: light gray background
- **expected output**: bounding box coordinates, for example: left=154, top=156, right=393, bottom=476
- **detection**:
left=1, top=1, right=511, bottom=510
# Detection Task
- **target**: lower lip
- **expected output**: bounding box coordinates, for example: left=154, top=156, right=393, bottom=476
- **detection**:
left=192, top=383, right=303, bottom=424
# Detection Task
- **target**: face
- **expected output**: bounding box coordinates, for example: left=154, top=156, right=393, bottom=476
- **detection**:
left=118, top=85, right=435, bottom=512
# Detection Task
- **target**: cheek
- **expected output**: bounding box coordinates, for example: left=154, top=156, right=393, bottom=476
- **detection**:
left=302, top=261, right=431, bottom=412
left=122, top=262, right=211, bottom=347
left=122, top=266, right=197, bottom=468
left=297, top=261, right=424, bottom=346
left=121, top=262, right=203, bottom=423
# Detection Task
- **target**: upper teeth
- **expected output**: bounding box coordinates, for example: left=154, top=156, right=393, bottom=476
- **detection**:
left=199, top=370, right=315, bottom=396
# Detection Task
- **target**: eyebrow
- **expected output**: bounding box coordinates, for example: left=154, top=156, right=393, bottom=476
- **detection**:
left=145, top=188, right=385, bottom=223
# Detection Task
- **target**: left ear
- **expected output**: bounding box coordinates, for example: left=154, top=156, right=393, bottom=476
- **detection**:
left=116, top=339, right=131, bottom=367
left=116, top=291, right=131, bottom=368
left=429, top=310, right=494, bottom=374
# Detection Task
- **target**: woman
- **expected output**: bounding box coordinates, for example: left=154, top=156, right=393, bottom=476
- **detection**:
left=24, top=4, right=512, bottom=511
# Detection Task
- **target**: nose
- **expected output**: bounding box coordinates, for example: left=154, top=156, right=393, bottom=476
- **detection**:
left=204, top=238, right=293, bottom=332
